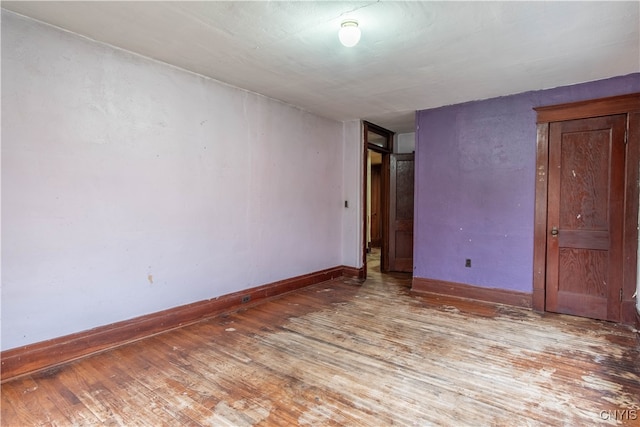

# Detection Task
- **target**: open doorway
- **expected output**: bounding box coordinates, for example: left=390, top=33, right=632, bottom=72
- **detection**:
left=367, top=149, right=383, bottom=273
left=362, top=122, right=393, bottom=276
left=362, top=121, right=416, bottom=277
left=367, top=150, right=383, bottom=250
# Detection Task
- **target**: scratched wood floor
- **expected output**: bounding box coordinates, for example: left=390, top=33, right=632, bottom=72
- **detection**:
left=2, top=255, right=640, bottom=426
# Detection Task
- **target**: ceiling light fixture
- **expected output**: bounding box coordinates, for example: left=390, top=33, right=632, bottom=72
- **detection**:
left=338, top=20, right=361, bottom=47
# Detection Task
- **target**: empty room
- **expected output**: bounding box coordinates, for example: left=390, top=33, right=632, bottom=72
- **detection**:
left=2, top=1, right=639, bottom=426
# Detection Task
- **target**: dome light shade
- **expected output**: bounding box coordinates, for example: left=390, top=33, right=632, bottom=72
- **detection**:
left=338, top=20, right=361, bottom=47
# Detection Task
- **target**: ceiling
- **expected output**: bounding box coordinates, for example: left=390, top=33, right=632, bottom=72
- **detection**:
left=3, top=1, right=639, bottom=133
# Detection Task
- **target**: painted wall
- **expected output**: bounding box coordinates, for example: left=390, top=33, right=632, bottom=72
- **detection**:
left=341, top=120, right=363, bottom=269
left=1, top=12, right=347, bottom=350
left=414, top=73, right=640, bottom=292
left=396, top=132, right=415, bottom=154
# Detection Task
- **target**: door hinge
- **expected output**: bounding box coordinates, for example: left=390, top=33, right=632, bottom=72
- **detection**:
left=620, top=288, right=623, bottom=301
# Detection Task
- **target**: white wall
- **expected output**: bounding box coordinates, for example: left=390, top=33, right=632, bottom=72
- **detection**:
left=395, top=132, right=415, bottom=154
left=341, top=121, right=363, bottom=269
left=1, top=12, right=349, bottom=350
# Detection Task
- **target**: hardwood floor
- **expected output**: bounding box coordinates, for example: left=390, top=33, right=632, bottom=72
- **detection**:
left=2, top=264, right=639, bottom=426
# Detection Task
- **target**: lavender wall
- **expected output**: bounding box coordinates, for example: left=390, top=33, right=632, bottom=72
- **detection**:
left=414, top=73, right=640, bottom=292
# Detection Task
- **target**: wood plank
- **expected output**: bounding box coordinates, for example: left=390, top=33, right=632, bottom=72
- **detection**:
left=1, top=375, right=70, bottom=426
left=30, top=374, right=101, bottom=426
left=2, top=268, right=639, bottom=426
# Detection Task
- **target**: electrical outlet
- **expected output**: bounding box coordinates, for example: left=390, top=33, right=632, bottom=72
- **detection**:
left=465, top=259, right=471, bottom=268
left=241, top=295, right=251, bottom=303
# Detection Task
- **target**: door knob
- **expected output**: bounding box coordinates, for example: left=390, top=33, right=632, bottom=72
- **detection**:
left=551, top=226, right=559, bottom=236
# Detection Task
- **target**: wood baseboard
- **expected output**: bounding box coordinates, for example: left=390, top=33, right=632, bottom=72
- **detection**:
left=342, top=265, right=366, bottom=280
left=411, top=277, right=533, bottom=309
left=1, top=266, right=347, bottom=383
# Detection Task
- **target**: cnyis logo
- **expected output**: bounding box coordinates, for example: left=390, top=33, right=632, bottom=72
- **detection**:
left=599, top=409, right=638, bottom=421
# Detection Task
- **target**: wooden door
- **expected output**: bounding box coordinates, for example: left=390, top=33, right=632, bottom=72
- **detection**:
left=370, top=164, right=382, bottom=247
left=545, top=114, right=626, bottom=321
left=388, top=153, right=414, bottom=272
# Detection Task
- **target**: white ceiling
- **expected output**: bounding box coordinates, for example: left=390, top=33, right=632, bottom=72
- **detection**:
left=3, top=1, right=639, bottom=133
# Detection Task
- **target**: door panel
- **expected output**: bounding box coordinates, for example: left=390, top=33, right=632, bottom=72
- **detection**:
left=546, top=114, right=626, bottom=321
left=389, top=153, right=414, bottom=272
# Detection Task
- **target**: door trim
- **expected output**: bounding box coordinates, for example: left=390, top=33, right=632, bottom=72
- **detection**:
left=535, top=93, right=640, bottom=123
left=532, top=93, right=640, bottom=325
